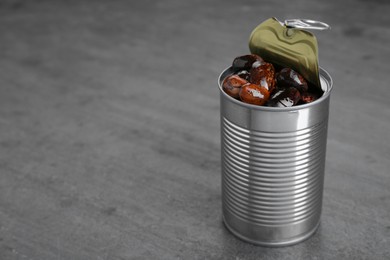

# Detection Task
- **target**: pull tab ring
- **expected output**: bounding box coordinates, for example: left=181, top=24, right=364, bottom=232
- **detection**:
left=284, top=19, right=330, bottom=30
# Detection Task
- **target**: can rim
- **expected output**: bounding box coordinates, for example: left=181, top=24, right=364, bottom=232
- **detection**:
left=218, top=66, right=333, bottom=111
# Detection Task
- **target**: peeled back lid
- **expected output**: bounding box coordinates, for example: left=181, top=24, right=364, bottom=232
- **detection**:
left=249, top=17, right=330, bottom=89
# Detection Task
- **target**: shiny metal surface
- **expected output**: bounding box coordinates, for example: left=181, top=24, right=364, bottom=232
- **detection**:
left=284, top=19, right=331, bottom=30
left=218, top=67, right=333, bottom=246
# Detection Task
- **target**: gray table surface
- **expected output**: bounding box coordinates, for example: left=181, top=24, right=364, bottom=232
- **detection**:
left=1, top=0, right=389, bottom=259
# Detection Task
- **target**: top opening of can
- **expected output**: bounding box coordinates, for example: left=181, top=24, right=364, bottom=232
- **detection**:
left=218, top=66, right=333, bottom=111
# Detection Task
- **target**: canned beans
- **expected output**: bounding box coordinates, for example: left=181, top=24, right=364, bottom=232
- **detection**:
left=223, top=54, right=323, bottom=107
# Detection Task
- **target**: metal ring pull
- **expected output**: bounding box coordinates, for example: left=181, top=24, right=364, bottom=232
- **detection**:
left=284, top=19, right=330, bottom=30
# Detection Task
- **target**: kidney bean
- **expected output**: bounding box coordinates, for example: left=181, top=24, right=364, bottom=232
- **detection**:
left=239, top=83, right=270, bottom=106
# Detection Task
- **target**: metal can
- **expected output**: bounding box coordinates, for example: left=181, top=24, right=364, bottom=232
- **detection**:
left=218, top=66, right=333, bottom=246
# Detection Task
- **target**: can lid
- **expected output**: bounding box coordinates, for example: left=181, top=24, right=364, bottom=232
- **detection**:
left=249, top=17, right=330, bottom=89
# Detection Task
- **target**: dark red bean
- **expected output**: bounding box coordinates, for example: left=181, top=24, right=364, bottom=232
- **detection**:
left=276, top=68, right=308, bottom=93
left=301, top=91, right=321, bottom=104
left=249, top=62, right=276, bottom=92
left=222, top=74, right=248, bottom=98
left=239, top=83, right=270, bottom=106
left=268, top=87, right=301, bottom=107
left=232, top=54, right=264, bottom=72
left=236, top=70, right=251, bottom=81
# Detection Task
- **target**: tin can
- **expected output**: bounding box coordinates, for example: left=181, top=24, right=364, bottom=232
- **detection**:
left=218, top=66, right=333, bottom=246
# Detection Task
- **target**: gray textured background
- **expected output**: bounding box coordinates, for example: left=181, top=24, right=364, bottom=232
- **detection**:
left=0, top=0, right=389, bottom=259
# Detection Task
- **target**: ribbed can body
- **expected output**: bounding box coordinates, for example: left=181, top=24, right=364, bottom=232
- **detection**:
left=218, top=67, right=333, bottom=246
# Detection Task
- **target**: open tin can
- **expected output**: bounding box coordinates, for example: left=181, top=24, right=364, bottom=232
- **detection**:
left=218, top=67, right=333, bottom=246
